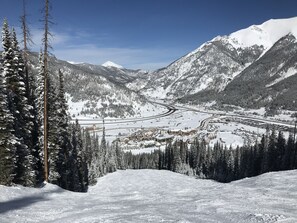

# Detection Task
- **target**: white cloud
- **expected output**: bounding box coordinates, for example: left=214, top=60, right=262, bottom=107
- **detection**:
left=54, top=44, right=176, bottom=71
left=30, top=28, right=71, bottom=49
left=5, top=27, right=184, bottom=71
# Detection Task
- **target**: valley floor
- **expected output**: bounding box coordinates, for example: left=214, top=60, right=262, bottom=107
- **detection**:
left=1, top=170, right=297, bottom=223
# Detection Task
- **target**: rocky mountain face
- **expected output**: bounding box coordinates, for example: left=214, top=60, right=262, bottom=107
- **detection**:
left=27, top=53, right=154, bottom=118
left=141, top=17, right=297, bottom=110
left=221, top=34, right=297, bottom=109
left=142, top=38, right=263, bottom=99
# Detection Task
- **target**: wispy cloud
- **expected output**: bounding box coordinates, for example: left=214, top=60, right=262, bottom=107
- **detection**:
left=54, top=44, right=175, bottom=71
left=29, top=28, right=72, bottom=50
left=10, top=28, right=185, bottom=71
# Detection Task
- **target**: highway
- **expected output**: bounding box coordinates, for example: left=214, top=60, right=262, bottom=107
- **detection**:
left=72, top=100, right=296, bottom=139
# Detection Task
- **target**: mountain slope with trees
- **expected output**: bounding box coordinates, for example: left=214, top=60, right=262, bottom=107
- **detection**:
left=142, top=17, right=297, bottom=110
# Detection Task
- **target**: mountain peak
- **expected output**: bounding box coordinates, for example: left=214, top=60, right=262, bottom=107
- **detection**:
left=228, top=16, right=297, bottom=49
left=102, top=61, right=123, bottom=69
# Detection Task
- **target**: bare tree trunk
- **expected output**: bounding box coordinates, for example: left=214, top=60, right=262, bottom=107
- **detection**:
left=21, top=0, right=30, bottom=98
left=43, top=0, right=50, bottom=182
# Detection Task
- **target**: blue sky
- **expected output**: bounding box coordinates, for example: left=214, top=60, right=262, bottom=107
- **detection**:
left=1, top=0, right=297, bottom=70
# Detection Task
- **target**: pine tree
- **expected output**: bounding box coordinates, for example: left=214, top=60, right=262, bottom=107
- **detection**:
left=55, top=70, right=72, bottom=189
left=47, top=75, right=60, bottom=185
left=71, top=120, right=88, bottom=191
left=276, top=131, right=286, bottom=170
left=0, top=54, right=16, bottom=186
left=172, top=141, right=182, bottom=173
left=115, top=141, right=125, bottom=170
left=268, top=128, right=277, bottom=171
left=35, top=51, right=45, bottom=182
left=282, top=134, right=294, bottom=170
left=226, top=148, right=235, bottom=181
left=2, top=20, right=35, bottom=186
left=11, top=28, right=35, bottom=186
left=234, top=146, right=241, bottom=179
left=87, top=131, right=99, bottom=185
left=260, top=133, right=269, bottom=173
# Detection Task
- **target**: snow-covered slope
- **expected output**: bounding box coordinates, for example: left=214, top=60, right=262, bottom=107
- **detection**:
left=142, top=17, right=297, bottom=109
left=1, top=169, right=297, bottom=223
left=228, top=17, right=297, bottom=49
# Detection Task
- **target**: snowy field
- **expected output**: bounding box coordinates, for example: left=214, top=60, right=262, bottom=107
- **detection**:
left=1, top=169, right=297, bottom=223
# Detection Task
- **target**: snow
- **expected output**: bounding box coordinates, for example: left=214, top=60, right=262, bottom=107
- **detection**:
left=67, top=61, right=84, bottom=65
left=1, top=169, right=297, bottom=222
left=102, top=61, right=123, bottom=69
left=228, top=17, right=297, bottom=49
left=124, top=145, right=165, bottom=155
left=266, top=67, right=297, bottom=87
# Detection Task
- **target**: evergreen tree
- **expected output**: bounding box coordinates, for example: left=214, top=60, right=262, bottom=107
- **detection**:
left=282, top=134, right=294, bottom=170
left=2, top=20, right=35, bottom=186
left=73, top=120, right=89, bottom=190
left=268, top=128, right=278, bottom=171
left=11, top=28, right=35, bottom=186
left=234, top=146, right=241, bottom=179
left=115, top=141, right=125, bottom=170
left=35, top=51, right=45, bottom=182
left=260, top=134, right=269, bottom=173
left=0, top=55, right=16, bottom=186
left=276, top=131, right=286, bottom=170
left=56, top=70, right=73, bottom=189
left=47, top=76, right=60, bottom=185
left=172, top=141, right=182, bottom=172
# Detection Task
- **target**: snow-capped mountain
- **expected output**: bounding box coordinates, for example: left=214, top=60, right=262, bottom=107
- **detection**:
left=102, top=61, right=124, bottom=69
left=142, top=17, right=297, bottom=109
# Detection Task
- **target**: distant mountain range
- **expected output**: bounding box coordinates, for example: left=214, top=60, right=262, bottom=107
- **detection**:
left=25, top=17, right=297, bottom=118
left=27, top=53, right=154, bottom=119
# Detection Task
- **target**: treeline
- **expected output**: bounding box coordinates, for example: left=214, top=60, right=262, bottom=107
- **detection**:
left=124, top=130, right=297, bottom=182
left=0, top=20, right=123, bottom=191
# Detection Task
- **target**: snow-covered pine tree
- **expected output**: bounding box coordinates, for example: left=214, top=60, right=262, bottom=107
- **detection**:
left=71, top=119, right=88, bottom=191
left=172, top=141, right=182, bottom=173
left=10, top=28, right=36, bottom=186
left=0, top=52, right=17, bottom=186
left=282, top=134, right=294, bottom=170
left=87, top=131, right=98, bottom=185
left=115, top=142, right=125, bottom=170
left=275, top=131, right=286, bottom=170
left=105, top=143, right=117, bottom=173
left=268, top=128, right=278, bottom=171
left=226, top=148, right=235, bottom=181
left=47, top=75, right=61, bottom=185
left=35, top=51, right=45, bottom=182
left=2, top=20, right=35, bottom=186
left=57, top=69, right=79, bottom=190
